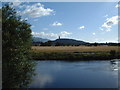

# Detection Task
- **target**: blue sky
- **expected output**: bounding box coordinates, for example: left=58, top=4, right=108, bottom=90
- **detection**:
left=3, top=2, right=119, bottom=43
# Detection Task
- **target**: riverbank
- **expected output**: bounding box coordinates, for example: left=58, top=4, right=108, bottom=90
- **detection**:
left=31, top=46, right=120, bottom=60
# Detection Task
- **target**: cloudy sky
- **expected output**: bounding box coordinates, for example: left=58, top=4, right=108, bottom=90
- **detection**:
left=2, top=2, right=119, bottom=43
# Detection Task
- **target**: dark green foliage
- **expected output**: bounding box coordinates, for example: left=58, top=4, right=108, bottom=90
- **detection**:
left=32, top=51, right=119, bottom=61
left=55, top=42, right=63, bottom=46
left=2, top=4, right=35, bottom=88
left=0, top=9, right=1, bottom=23
left=110, top=50, right=116, bottom=57
left=41, top=40, right=53, bottom=46
left=93, top=42, right=98, bottom=46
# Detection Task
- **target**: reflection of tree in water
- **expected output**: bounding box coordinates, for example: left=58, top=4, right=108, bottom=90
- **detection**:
left=2, top=3, right=35, bottom=88
left=110, top=60, right=118, bottom=71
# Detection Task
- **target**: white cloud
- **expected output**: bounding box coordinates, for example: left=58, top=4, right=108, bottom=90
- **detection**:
left=92, top=33, right=96, bottom=35
left=93, top=38, right=118, bottom=43
left=43, top=28, right=48, bottom=30
left=79, top=26, right=85, bottom=29
left=19, top=3, right=54, bottom=18
left=104, top=14, right=108, bottom=18
left=32, top=32, right=57, bottom=38
left=115, top=4, right=120, bottom=8
left=100, top=15, right=119, bottom=31
left=19, top=17, right=28, bottom=21
left=32, top=31, right=71, bottom=39
left=99, top=27, right=104, bottom=31
left=58, top=31, right=71, bottom=37
left=51, top=21, right=62, bottom=26
left=12, top=2, right=21, bottom=6
left=12, top=0, right=22, bottom=6
left=18, top=4, right=27, bottom=9
left=25, top=18, right=28, bottom=20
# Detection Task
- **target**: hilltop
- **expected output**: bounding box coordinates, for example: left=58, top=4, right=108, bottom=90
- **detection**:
left=32, top=37, right=119, bottom=46
left=32, top=37, right=89, bottom=46
left=52, top=38, right=89, bottom=46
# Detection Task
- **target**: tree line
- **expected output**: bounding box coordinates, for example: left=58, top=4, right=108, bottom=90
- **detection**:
left=32, top=41, right=120, bottom=46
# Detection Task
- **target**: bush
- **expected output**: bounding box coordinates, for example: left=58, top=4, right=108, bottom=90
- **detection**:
left=110, top=50, right=116, bottom=57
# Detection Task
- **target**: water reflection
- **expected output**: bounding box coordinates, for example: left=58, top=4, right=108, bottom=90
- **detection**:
left=110, top=60, right=118, bottom=71
left=30, top=74, right=53, bottom=88
left=29, top=60, right=118, bottom=88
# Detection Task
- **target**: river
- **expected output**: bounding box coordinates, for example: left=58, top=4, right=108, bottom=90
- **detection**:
left=29, top=60, right=118, bottom=88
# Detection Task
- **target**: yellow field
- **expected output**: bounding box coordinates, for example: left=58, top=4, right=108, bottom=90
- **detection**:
left=32, top=46, right=120, bottom=53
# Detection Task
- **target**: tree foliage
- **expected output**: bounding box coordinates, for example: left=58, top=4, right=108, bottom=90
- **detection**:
left=2, top=3, right=35, bottom=88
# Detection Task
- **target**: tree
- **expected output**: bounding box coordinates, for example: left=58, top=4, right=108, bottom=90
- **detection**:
left=2, top=3, right=35, bottom=88
left=44, top=40, right=52, bottom=46
left=55, top=42, right=62, bottom=46
left=110, top=50, right=116, bottom=57
left=94, top=42, right=98, bottom=46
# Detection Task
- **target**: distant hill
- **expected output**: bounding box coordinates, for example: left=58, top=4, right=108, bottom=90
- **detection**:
left=32, top=37, right=49, bottom=43
left=52, top=38, right=89, bottom=45
left=32, top=37, right=119, bottom=46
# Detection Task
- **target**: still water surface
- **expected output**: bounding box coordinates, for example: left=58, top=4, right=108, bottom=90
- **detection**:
left=29, top=60, right=118, bottom=88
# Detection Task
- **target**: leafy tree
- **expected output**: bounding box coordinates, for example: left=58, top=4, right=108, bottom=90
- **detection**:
left=2, top=3, right=35, bottom=88
left=0, top=9, right=1, bottom=23
left=110, top=50, right=116, bottom=57
left=44, top=40, right=52, bottom=46
left=55, top=42, right=62, bottom=46
left=94, top=42, right=98, bottom=46
left=40, top=41, right=52, bottom=46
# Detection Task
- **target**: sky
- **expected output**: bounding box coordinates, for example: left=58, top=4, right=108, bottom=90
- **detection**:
left=2, top=2, right=120, bottom=43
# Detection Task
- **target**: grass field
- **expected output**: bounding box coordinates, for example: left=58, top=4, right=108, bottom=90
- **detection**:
left=32, top=46, right=120, bottom=53
left=31, top=46, right=120, bottom=60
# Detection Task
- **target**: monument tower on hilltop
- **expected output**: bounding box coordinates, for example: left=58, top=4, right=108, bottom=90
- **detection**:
left=59, top=36, right=60, bottom=39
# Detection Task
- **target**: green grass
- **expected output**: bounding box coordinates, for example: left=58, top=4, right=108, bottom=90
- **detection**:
left=31, top=46, right=120, bottom=61
left=31, top=51, right=120, bottom=61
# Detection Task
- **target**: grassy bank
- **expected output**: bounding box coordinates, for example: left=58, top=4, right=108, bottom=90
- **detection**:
left=31, top=46, right=120, bottom=60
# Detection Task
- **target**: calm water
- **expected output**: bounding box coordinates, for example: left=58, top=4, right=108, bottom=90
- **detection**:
left=29, top=60, right=118, bottom=88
